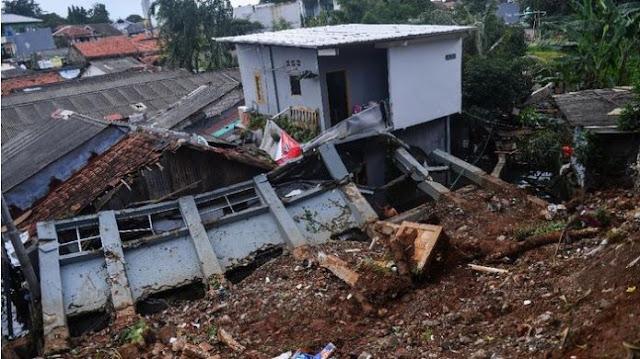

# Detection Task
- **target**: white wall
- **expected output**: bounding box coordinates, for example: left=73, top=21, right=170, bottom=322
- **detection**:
left=387, top=37, right=462, bottom=130
left=236, top=44, right=323, bottom=119
left=233, top=1, right=302, bottom=30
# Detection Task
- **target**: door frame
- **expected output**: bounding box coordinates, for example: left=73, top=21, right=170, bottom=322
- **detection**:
left=324, top=69, right=350, bottom=126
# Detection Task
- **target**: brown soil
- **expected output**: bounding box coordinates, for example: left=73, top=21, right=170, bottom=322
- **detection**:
left=58, top=187, right=640, bottom=359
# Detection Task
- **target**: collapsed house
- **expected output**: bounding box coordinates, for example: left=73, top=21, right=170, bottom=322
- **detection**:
left=35, top=106, right=546, bottom=353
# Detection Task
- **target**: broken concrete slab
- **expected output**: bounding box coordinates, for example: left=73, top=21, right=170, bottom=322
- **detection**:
left=317, top=252, right=360, bottom=286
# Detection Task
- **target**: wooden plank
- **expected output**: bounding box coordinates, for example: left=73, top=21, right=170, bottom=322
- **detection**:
left=318, top=253, right=359, bottom=286
left=396, top=221, right=444, bottom=273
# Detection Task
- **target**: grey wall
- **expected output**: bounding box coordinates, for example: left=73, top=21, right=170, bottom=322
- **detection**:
left=387, top=37, right=462, bottom=130
left=394, top=116, right=447, bottom=156
left=14, top=27, right=55, bottom=59
left=318, top=45, right=388, bottom=130
left=236, top=43, right=323, bottom=119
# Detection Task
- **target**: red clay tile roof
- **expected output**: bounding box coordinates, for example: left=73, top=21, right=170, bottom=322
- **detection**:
left=22, top=133, right=169, bottom=232
left=53, top=25, right=95, bottom=38
left=21, top=131, right=274, bottom=233
left=73, top=36, right=141, bottom=59
left=1, top=71, right=65, bottom=95
left=130, top=33, right=160, bottom=54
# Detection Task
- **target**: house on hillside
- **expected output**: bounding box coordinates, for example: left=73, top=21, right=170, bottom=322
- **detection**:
left=53, top=25, right=101, bottom=46
left=217, top=24, right=472, bottom=176
left=68, top=34, right=159, bottom=63
left=554, top=88, right=640, bottom=188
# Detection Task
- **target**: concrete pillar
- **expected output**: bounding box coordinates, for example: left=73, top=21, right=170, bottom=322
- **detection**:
left=37, top=222, right=70, bottom=354
left=98, top=211, right=135, bottom=320
left=178, top=196, right=224, bottom=282
left=253, top=174, right=308, bottom=253
left=394, top=147, right=451, bottom=201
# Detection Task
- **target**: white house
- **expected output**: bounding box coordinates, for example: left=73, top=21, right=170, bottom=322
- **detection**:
left=233, top=1, right=302, bottom=31
left=218, top=24, right=471, bottom=155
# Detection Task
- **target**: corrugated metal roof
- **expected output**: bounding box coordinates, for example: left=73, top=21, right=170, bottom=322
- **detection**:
left=216, top=24, right=473, bottom=48
left=1, top=13, right=42, bottom=23
left=89, top=57, right=145, bottom=74
left=1, top=69, right=240, bottom=143
left=1, top=114, right=117, bottom=191
left=553, top=88, right=636, bottom=129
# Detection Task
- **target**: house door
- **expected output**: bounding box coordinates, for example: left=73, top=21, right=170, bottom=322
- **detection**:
left=326, top=70, right=349, bottom=126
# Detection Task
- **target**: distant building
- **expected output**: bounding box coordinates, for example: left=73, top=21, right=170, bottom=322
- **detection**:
left=53, top=25, right=101, bottom=45
left=68, top=34, right=159, bottom=63
left=12, top=27, right=56, bottom=59
left=1, top=13, right=44, bottom=59
left=300, top=0, right=340, bottom=18
left=496, top=1, right=522, bottom=24
left=233, top=1, right=302, bottom=31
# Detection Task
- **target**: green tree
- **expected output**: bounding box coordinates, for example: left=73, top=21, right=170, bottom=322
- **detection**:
left=555, top=0, right=640, bottom=89
left=271, top=17, right=292, bottom=30
left=67, top=5, right=90, bottom=24
left=125, top=14, right=144, bottom=22
left=40, top=12, right=67, bottom=29
left=228, top=18, right=263, bottom=35
left=89, top=3, right=110, bottom=23
left=152, top=0, right=238, bottom=71
left=1, top=0, right=42, bottom=17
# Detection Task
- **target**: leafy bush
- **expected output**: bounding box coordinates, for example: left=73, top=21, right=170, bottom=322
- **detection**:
left=518, top=108, right=549, bottom=128
left=515, top=125, right=570, bottom=171
left=618, top=103, right=640, bottom=131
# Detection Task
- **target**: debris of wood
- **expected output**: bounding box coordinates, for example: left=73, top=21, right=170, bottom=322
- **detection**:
left=217, top=329, right=245, bottom=352
left=317, top=252, right=359, bottom=286
left=183, top=342, right=210, bottom=358
left=627, top=254, right=640, bottom=268
left=469, top=264, right=509, bottom=274
left=394, top=221, right=445, bottom=274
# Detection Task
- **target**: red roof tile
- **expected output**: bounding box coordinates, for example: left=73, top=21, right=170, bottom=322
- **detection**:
left=73, top=36, right=141, bottom=59
left=130, top=33, right=160, bottom=54
left=21, top=132, right=274, bottom=233
left=1, top=71, right=65, bottom=95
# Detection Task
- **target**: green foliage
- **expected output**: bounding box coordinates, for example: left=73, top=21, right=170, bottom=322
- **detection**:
left=126, top=14, right=145, bottom=22
left=515, top=221, right=566, bottom=241
left=40, top=12, right=67, bottom=30
left=554, top=0, right=640, bottom=90
left=2, top=0, right=42, bottom=17
left=463, top=56, right=533, bottom=115
left=330, top=0, right=436, bottom=24
left=248, top=113, right=318, bottom=142
left=618, top=66, right=640, bottom=131
left=271, top=18, right=293, bottom=31
left=67, top=5, right=90, bottom=24
left=518, top=107, right=549, bottom=127
left=90, top=3, right=110, bottom=23
left=152, top=0, right=237, bottom=71
left=515, top=125, right=570, bottom=171
left=228, top=18, right=263, bottom=35
left=119, top=319, right=148, bottom=344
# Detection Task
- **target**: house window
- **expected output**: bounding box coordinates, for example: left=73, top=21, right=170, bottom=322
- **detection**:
left=254, top=73, right=264, bottom=103
left=290, top=75, right=301, bottom=96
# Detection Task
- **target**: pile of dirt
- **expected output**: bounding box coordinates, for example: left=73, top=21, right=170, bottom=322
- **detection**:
left=52, top=187, right=640, bottom=358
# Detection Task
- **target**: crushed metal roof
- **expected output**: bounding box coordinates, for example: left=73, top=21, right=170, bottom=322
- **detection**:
left=553, top=87, right=636, bottom=132
left=1, top=69, right=240, bottom=143
left=21, top=130, right=274, bottom=231
left=216, top=24, right=473, bottom=48
left=1, top=13, right=42, bottom=23
left=1, top=113, right=122, bottom=191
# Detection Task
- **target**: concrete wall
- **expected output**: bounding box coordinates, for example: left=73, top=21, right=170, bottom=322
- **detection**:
left=317, top=45, right=388, bottom=129
left=387, top=37, right=462, bottom=130
left=236, top=43, right=323, bottom=118
left=394, top=116, right=447, bottom=155
left=233, top=1, right=302, bottom=30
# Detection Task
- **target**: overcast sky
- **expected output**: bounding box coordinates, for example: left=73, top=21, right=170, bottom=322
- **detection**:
left=40, top=0, right=259, bottom=22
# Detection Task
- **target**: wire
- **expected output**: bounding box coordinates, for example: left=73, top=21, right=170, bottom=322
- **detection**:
left=448, top=117, right=496, bottom=190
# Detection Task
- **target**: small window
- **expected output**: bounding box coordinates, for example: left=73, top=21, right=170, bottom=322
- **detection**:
left=296, top=60, right=301, bottom=66
left=445, top=53, right=456, bottom=60
left=290, top=75, right=301, bottom=96
left=254, top=73, right=264, bottom=103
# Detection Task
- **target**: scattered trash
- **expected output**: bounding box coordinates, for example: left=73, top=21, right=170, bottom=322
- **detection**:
left=293, top=343, right=336, bottom=359
left=626, top=286, right=636, bottom=293
left=523, top=300, right=532, bottom=306
left=272, top=351, right=293, bottom=359
left=469, top=264, right=509, bottom=274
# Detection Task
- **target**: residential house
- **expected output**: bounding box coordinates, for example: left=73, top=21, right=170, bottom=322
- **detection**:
left=1, top=69, right=238, bottom=144
left=68, top=34, right=159, bottom=63
left=1, top=13, right=44, bottom=59
left=1, top=70, right=65, bottom=94
left=554, top=88, right=640, bottom=188
left=53, top=25, right=101, bottom=46
left=218, top=24, right=472, bottom=182
left=87, top=23, right=122, bottom=37
left=11, top=27, right=56, bottom=60
left=233, top=2, right=302, bottom=31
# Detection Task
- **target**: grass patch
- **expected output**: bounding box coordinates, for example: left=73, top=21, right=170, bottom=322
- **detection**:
left=515, top=221, right=566, bottom=241
left=119, top=319, right=148, bottom=344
